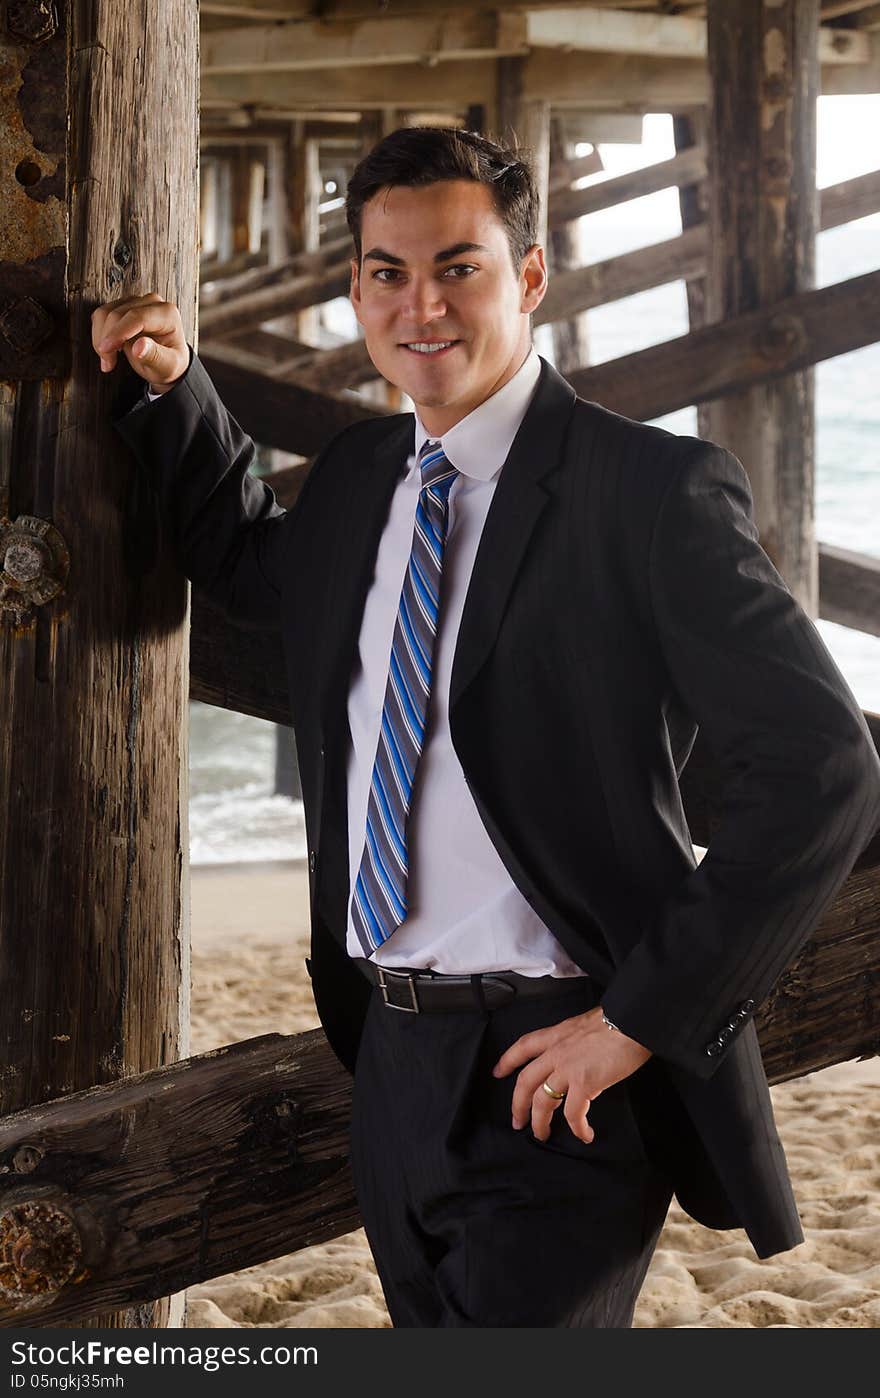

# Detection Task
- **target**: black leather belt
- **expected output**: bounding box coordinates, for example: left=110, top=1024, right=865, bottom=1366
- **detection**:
left=353, top=958, right=592, bottom=1014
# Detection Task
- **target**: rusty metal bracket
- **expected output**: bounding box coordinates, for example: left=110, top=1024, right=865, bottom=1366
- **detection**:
left=0, top=512, right=68, bottom=625
left=0, top=0, right=68, bottom=380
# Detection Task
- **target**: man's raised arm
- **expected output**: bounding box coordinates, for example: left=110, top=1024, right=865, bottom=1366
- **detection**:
left=94, top=292, right=294, bottom=630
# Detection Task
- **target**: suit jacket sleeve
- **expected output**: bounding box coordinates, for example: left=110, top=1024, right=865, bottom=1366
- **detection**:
left=599, top=442, right=880, bottom=1082
left=110, top=343, right=321, bottom=630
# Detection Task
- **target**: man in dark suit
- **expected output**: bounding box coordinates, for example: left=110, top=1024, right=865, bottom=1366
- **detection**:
left=97, top=126, right=880, bottom=1328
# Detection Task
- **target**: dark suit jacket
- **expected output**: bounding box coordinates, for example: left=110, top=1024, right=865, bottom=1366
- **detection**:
left=112, top=345, right=880, bottom=1261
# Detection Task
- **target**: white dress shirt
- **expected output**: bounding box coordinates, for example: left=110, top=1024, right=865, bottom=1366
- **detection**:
left=148, top=351, right=587, bottom=978
left=343, top=348, right=587, bottom=978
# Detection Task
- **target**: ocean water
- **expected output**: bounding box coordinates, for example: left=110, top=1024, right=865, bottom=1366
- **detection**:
left=189, top=217, right=880, bottom=865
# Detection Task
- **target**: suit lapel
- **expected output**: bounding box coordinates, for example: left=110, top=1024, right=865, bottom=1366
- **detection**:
left=449, top=358, right=577, bottom=711
left=318, top=416, right=412, bottom=740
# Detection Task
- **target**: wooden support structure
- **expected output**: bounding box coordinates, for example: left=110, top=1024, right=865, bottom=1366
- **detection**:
left=819, top=545, right=880, bottom=640
left=564, top=268, right=880, bottom=424
left=704, top=0, right=820, bottom=611
left=673, top=110, right=711, bottom=441
left=495, top=59, right=550, bottom=246
left=197, top=352, right=386, bottom=458
left=0, top=0, right=200, bottom=1329
left=548, top=117, right=591, bottom=376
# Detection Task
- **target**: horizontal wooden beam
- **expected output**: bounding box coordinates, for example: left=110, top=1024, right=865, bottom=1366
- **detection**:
left=565, top=268, right=880, bottom=421
left=819, top=543, right=880, bottom=639
left=524, top=5, right=869, bottom=62
left=197, top=349, right=386, bottom=456
left=201, top=13, right=527, bottom=75
left=0, top=1030, right=358, bottom=1326
left=201, top=41, right=880, bottom=111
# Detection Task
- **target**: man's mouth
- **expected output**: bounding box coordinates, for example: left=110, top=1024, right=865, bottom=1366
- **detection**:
left=400, top=340, right=460, bottom=356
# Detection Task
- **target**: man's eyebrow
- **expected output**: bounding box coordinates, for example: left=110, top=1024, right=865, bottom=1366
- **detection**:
left=434, top=242, right=489, bottom=262
left=361, top=242, right=490, bottom=266
left=363, top=247, right=405, bottom=266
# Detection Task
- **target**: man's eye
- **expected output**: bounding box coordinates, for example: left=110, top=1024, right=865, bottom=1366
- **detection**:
left=373, top=268, right=403, bottom=282
left=444, top=264, right=477, bottom=278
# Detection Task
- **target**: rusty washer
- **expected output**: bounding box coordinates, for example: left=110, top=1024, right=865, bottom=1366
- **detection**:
left=0, top=1199, right=84, bottom=1305
left=0, top=298, right=54, bottom=354
left=5, top=0, right=58, bottom=44
left=0, top=514, right=69, bottom=626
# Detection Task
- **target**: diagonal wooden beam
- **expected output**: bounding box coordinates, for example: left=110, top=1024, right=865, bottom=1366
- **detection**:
left=565, top=268, right=880, bottom=420
left=197, top=348, right=386, bottom=457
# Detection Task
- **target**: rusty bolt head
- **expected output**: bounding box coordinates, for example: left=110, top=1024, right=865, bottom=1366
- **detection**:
left=0, top=297, right=54, bottom=353
left=3, top=537, right=46, bottom=584
left=12, top=1145, right=44, bottom=1175
left=6, top=1, right=58, bottom=44
left=0, top=1200, right=83, bottom=1302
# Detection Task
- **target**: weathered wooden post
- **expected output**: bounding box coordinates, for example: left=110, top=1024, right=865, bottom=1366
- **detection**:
left=704, top=0, right=820, bottom=611
left=548, top=115, right=591, bottom=375
left=0, top=0, right=198, bottom=1327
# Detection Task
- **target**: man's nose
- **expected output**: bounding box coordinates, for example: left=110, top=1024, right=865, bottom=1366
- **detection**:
left=402, top=278, right=447, bottom=324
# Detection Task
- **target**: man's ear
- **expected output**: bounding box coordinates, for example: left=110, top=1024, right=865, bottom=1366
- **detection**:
left=520, top=244, right=548, bottom=316
left=350, top=256, right=362, bottom=322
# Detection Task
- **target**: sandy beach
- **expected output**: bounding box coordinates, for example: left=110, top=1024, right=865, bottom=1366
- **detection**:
left=183, top=861, right=880, bottom=1329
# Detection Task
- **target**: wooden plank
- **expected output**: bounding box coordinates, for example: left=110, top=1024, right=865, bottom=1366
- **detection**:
left=673, top=109, right=711, bottom=441
left=548, top=116, right=591, bottom=375
left=200, top=47, right=880, bottom=112
left=200, top=234, right=351, bottom=297
left=197, top=260, right=352, bottom=336
left=0, top=1031, right=359, bottom=1326
left=818, top=544, right=880, bottom=638
left=549, top=143, right=707, bottom=228
left=548, top=145, right=603, bottom=195
left=201, top=12, right=528, bottom=74
left=196, top=350, right=387, bottom=456
left=565, top=268, right=880, bottom=423
left=525, top=4, right=868, bottom=61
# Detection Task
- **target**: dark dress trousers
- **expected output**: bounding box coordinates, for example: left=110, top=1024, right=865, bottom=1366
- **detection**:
left=111, top=346, right=880, bottom=1273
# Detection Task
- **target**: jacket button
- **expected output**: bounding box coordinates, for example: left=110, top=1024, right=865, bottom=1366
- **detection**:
left=309, top=850, right=316, bottom=873
left=320, top=744, right=325, bottom=758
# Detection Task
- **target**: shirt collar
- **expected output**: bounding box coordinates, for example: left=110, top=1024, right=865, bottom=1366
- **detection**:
left=410, top=347, right=542, bottom=482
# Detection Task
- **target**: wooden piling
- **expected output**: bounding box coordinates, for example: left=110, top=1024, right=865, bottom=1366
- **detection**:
left=704, top=0, right=821, bottom=611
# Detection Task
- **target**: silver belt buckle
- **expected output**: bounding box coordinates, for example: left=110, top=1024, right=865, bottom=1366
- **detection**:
left=376, top=966, right=421, bottom=1013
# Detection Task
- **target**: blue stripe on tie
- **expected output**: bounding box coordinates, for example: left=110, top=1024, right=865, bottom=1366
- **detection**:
left=398, top=592, right=431, bottom=684
left=379, top=719, right=411, bottom=801
left=353, top=874, right=388, bottom=950
left=410, top=554, right=439, bottom=618
left=381, top=710, right=414, bottom=788
left=370, top=764, right=407, bottom=861
left=389, top=649, right=425, bottom=742
left=364, top=821, right=406, bottom=919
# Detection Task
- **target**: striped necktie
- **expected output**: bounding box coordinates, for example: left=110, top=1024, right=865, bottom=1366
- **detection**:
left=351, top=440, right=459, bottom=954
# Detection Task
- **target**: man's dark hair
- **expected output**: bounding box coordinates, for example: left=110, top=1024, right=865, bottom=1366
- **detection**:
left=345, top=126, right=540, bottom=270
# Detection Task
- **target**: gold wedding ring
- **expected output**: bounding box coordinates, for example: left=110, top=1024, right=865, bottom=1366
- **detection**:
left=541, top=1080, right=566, bottom=1100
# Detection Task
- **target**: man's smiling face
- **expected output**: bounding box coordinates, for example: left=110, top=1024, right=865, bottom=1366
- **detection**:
left=350, top=179, right=547, bottom=436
